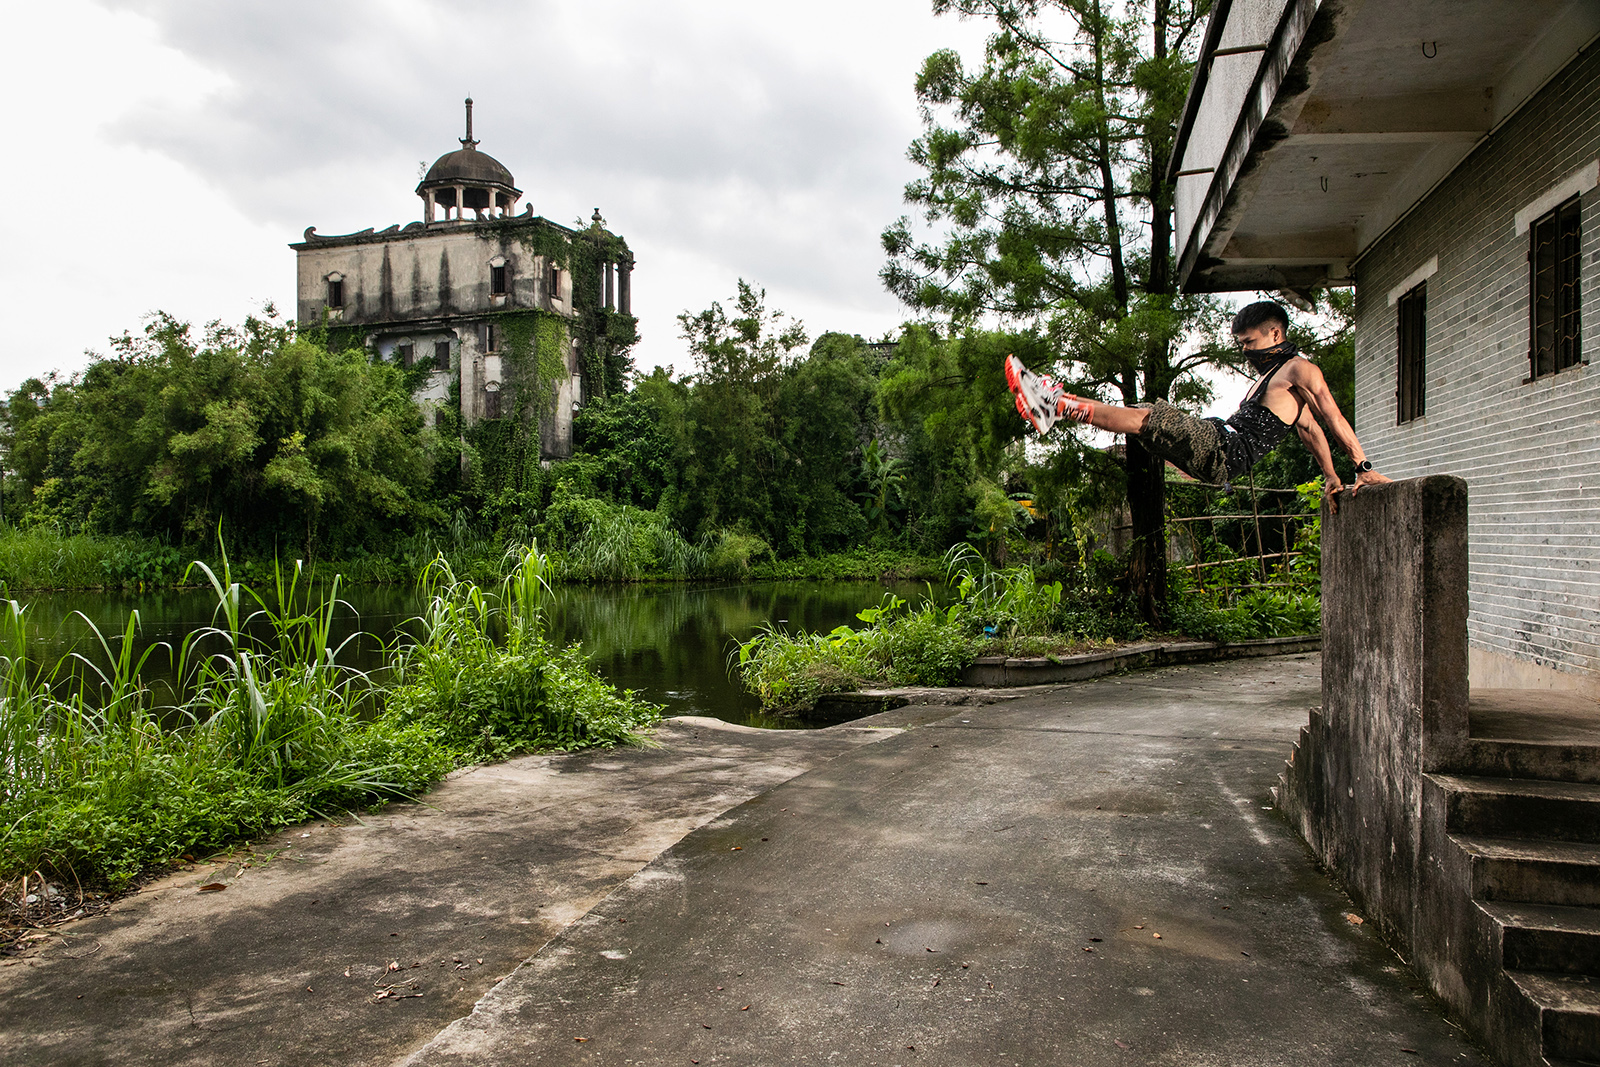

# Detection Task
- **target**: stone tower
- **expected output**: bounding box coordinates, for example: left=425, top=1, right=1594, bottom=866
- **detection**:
left=290, top=99, right=636, bottom=459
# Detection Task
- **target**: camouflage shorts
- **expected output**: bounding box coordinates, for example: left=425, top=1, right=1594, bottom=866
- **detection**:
left=1137, top=400, right=1230, bottom=485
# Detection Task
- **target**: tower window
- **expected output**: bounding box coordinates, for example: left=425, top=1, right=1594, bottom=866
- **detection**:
left=434, top=340, right=451, bottom=366
left=484, top=383, right=503, bottom=420
left=326, top=277, right=344, bottom=309
left=550, top=266, right=562, bottom=301
left=491, top=264, right=508, bottom=295
left=1396, top=283, right=1425, bottom=423
left=484, top=324, right=498, bottom=352
left=397, top=342, right=415, bottom=368
left=1530, top=196, right=1582, bottom=379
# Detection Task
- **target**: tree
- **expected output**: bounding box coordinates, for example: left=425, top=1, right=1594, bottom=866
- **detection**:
left=883, top=0, right=1223, bottom=621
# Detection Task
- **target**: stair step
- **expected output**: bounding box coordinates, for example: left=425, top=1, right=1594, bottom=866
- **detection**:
left=1479, top=901, right=1600, bottom=974
left=1452, top=738, right=1600, bottom=785
left=1452, top=835, right=1600, bottom=908
left=1506, top=970, right=1600, bottom=1062
left=1430, top=774, right=1600, bottom=843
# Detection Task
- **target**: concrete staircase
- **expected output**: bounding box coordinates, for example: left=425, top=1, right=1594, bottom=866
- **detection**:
left=1422, top=700, right=1600, bottom=1067
left=1427, top=762, right=1600, bottom=1066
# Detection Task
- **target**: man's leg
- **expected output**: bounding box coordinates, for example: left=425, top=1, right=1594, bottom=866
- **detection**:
left=1062, top=395, right=1151, bottom=436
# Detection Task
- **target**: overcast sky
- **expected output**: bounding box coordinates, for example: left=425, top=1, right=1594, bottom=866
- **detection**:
left=0, top=0, right=1007, bottom=387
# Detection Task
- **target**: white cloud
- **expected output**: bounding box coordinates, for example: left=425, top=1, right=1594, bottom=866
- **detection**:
left=1, top=0, right=990, bottom=385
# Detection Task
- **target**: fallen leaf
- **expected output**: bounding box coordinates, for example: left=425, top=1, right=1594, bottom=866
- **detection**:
left=197, top=883, right=226, bottom=893
left=730, top=846, right=742, bottom=851
left=1345, top=913, right=1365, bottom=925
left=1089, top=937, right=1102, bottom=943
left=1400, top=1049, right=1417, bottom=1055
left=344, top=969, right=351, bottom=977
left=1241, top=951, right=1250, bottom=957
left=388, top=961, right=401, bottom=972
left=702, top=1023, right=712, bottom=1029
left=1083, top=947, right=1094, bottom=953
left=1115, top=1039, right=1130, bottom=1049
left=1133, top=925, right=1145, bottom=930
left=741, top=1004, right=750, bottom=1010
left=574, top=1037, right=588, bottom=1043
left=1153, top=933, right=1162, bottom=939
left=180, top=854, right=196, bottom=863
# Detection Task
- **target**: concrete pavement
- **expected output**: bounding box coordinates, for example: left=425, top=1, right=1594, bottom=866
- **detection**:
left=407, top=654, right=1489, bottom=1066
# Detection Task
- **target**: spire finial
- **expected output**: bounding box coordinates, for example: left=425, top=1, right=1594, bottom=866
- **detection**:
left=461, top=97, right=478, bottom=150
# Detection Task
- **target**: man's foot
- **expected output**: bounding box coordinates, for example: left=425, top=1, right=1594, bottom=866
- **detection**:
left=1004, top=355, right=1092, bottom=436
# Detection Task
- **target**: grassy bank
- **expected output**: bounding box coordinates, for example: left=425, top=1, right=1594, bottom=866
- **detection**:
left=736, top=545, right=1320, bottom=712
left=0, top=546, right=660, bottom=890
left=0, top=526, right=941, bottom=591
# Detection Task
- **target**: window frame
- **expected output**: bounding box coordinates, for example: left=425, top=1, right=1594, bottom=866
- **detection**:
left=326, top=276, right=344, bottom=309
left=1528, top=195, right=1583, bottom=380
left=1396, top=282, right=1426, bottom=424
left=490, top=264, right=508, bottom=296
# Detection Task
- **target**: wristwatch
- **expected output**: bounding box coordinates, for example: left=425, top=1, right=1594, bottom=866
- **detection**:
left=1354, top=459, right=1374, bottom=474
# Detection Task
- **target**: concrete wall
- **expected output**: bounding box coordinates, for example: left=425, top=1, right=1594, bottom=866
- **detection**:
left=294, top=222, right=569, bottom=326
left=1279, top=476, right=1469, bottom=944
left=1352, top=44, right=1600, bottom=697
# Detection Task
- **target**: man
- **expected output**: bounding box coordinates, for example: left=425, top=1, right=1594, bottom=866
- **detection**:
left=1006, top=300, right=1389, bottom=505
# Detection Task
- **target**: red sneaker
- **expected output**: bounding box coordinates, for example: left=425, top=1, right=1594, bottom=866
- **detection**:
left=1005, top=355, right=1090, bottom=435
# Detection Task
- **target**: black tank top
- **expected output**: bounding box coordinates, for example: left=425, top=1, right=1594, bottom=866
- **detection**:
left=1221, top=355, right=1301, bottom=476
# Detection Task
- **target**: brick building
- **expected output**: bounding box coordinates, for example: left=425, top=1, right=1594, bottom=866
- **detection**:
left=1170, top=0, right=1600, bottom=698
left=291, top=99, right=635, bottom=459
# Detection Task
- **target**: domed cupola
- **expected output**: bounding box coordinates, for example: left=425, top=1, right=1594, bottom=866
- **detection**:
left=417, top=99, right=522, bottom=222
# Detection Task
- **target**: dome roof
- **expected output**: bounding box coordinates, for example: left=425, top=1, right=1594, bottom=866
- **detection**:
left=421, top=146, right=516, bottom=189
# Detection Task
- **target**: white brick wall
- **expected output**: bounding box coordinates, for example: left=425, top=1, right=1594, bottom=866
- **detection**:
left=1353, top=44, right=1600, bottom=683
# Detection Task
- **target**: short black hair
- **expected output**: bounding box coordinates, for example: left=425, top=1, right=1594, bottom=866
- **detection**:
left=1232, top=300, right=1289, bottom=335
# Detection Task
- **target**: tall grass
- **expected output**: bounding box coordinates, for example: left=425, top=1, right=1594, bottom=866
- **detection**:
left=0, top=544, right=658, bottom=890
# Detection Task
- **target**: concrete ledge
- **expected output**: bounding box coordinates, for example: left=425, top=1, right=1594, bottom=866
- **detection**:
left=960, top=634, right=1321, bottom=687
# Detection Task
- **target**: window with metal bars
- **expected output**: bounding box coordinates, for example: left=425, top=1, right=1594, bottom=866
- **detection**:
left=397, top=342, right=414, bottom=368
left=434, top=340, right=450, bottom=367
left=1397, top=283, right=1425, bottom=423
left=490, top=264, right=508, bottom=295
left=326, top=278, right=344, bottom=309
left=1530, top=196, right=1583, bottom=379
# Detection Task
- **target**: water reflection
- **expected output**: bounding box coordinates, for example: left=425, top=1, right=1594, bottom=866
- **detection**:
left=13, top=580, right=936, bottom=728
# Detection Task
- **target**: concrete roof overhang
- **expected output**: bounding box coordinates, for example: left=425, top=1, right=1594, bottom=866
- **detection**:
left=1170, top=0, right=1600, bottom=295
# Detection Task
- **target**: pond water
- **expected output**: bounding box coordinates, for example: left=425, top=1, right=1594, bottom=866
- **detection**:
left=12, top=579, right=938, bottom=728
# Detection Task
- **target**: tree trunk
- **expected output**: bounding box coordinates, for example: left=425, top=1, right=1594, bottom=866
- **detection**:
left=1123, top=0, right=1176, bottom=626
left=1124, top=435, right=1167, bottom=624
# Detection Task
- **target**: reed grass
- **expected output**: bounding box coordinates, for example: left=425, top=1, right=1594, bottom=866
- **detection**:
left=0, top=543, right=658, bottom=890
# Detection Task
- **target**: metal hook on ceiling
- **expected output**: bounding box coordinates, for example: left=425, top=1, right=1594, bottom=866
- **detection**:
left=1320, top=175, right=1329, bottom=193
left=1421, top=41, right=1438, bottom=59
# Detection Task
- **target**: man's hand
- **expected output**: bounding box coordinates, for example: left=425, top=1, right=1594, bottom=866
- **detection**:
left=1352, top=469, right=1391, bottom=494
left=1324, top=478, right=1346, bottom=514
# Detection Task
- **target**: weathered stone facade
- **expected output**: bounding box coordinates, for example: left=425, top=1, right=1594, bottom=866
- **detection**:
left=1352, top=44, right=1600, bottom=697
left=290, top=101, right=635, bottom=460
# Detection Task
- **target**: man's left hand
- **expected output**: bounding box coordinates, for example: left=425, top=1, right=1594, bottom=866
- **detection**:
left=1352, top=469, right=1391, bottom=494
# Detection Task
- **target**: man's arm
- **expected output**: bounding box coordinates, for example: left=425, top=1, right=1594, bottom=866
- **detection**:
left=1286, top=360, right=1391, bottom=493
left=1293, top=406, right=1347, bottom=510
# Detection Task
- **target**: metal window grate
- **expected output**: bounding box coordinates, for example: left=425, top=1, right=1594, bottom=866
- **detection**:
left=1397, top=282, right=1425, bottom=423
left=326, top=279, right=343, bottom=309
left=397, top=343, right=414, bottom=368
left=490, top=264, right=508, bottom=295
left=1530, top=197, right=1583, bottom=378
left=434, top=340, right=450, bottom=367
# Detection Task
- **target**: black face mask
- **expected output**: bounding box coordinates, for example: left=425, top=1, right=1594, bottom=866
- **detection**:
left=1244, top=339, right=1298, bottom=375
